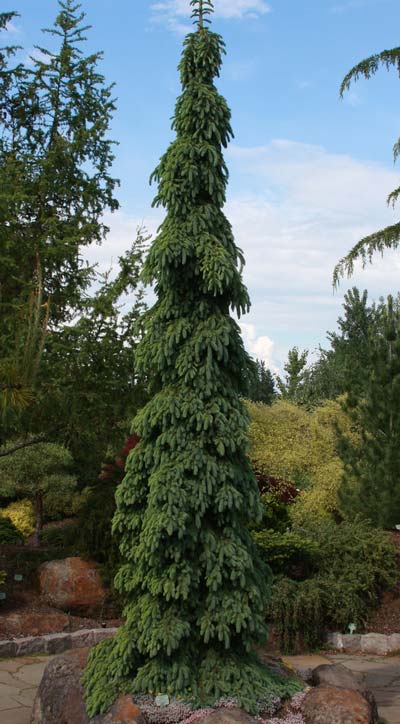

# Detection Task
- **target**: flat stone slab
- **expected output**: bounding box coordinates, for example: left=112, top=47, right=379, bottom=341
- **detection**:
left=283, top=654, right=332, bottom=681
left=0, top=654, right=51, bottom=723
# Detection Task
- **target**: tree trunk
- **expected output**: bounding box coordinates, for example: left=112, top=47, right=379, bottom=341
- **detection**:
left=33, top=491, right=43, bottom=547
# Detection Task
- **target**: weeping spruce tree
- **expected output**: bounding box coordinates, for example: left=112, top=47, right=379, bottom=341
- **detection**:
left=84, top=1, right=296, bottom=715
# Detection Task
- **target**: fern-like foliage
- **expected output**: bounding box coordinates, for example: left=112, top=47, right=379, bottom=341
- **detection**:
left=334, top=47, right=400, bottom=285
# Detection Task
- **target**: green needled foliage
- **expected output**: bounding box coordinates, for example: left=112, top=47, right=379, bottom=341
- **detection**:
left=339, top=295, right=400, bottom=528
left=334, top=46, right=400, bottom=284
left=83, top=2, right=297, bottom=716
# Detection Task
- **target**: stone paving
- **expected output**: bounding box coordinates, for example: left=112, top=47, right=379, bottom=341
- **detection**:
left=0, top=654, right=52, bottom=724
left=0, top=652, right=399, bottom=724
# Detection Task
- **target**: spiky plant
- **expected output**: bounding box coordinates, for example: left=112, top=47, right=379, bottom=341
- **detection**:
left=83, top=1, right=298, bottom=715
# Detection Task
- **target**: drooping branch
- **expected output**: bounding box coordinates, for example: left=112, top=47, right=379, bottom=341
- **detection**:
left=333, top=221, right=400, bottom=287
left=340, top=47, right=400, bottom=97
left=335, top=45, right=400, bottom=285
left=0, top=435, right=49, bottom=458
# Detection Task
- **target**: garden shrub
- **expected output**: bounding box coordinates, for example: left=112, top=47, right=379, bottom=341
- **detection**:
left=0, top=499, right=35, bottom=538
left=265, top=518, right=397, bottom=652
left=247, top=399, right=358, bottom=525
left=0, top=516, right=24, bottom=544
left=253, top=528, right=318, bottom=578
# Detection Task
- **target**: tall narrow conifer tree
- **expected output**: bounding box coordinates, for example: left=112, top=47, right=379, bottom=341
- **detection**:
left=84, top=1, right=296, bottom=714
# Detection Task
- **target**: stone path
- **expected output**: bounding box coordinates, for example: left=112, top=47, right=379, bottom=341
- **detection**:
left=0, top=654, right=52, bottom=724
left=0, top=652, right=399, bottom=723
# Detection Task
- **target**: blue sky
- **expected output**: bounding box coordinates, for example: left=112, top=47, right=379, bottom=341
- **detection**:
left=5, top=0, right=400, bottom=370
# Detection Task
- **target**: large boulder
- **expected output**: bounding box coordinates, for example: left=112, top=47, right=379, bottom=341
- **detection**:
left=303, top=685, right=373, bottom=724
left=30, top=648, right=146, bottom=724
left=39, top=557, right=107, bottom=615
left=30, top=650, right=262, bottom=724
left=311, top=663, right=378, bottom=720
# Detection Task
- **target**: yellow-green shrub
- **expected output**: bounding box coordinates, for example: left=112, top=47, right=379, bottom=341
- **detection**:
left=246, top=398, right=359, bottom=524
left=0, top=499, right=35, bottom=538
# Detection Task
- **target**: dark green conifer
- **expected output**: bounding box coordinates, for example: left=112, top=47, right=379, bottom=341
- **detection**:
left=248, top=359, right=276, bottom=405
left=339, top=295, right=400, bottom=527
left=83, top=0, right=297, bottom=715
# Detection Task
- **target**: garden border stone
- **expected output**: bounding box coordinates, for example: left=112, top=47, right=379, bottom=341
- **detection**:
left=326, top=630, right=400, bottom=655
left=0, top=626, right=118, bottom=659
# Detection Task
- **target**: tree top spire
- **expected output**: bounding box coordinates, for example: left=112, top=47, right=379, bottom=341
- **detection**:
left=190, top=0, right=214, bottom=30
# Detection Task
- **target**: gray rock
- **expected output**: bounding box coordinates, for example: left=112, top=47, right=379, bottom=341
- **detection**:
left=92, top=627, right=118, bottom=644
left=43, top=632, right=71, bottom=655
left=388, top=633, right=400, bottom=653
left=15, top=636, right=46, bottom=657
left=69, top=629, right=95, bottom=649
left=0, top=638, right=16, bottom=658
left=361, top=633, right=389, bottom=655
left=325, top=632, right=343, bottom=650
left=341, top=634, right=361, bottom=654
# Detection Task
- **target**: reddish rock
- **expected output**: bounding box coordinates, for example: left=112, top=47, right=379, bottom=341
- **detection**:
left=303, top=685, right=373, bottom=724
left=0, top=611, right=70, bottom=637
left=107, top=697, right=146, bottom=724
left=39, top=557, right=107, bottom=614
left=193, top=710, right=258, bottom=724
left=311, top=664, right=378, bottom=720
left=30, top=648, right=146, bottom=724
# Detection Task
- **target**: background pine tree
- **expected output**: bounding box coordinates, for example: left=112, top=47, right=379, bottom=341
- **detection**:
left=339, top=295, right=400, bottom=527
left=247, top=359, right=276, bottom=405
left=83, top=1, right=297, bottom=715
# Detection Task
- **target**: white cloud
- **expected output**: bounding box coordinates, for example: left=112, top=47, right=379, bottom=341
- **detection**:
left=84, top=210, right=160, bottom=276
left=223, top=140, right=400, bottom=365
left=151, top=0, right=271, bottom=32
left=240, top=323, right=277, bottom=369
left=87, top=140, right=400, bottom=370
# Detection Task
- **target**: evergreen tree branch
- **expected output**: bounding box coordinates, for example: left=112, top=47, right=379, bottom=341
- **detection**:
left=333, top=221, right=400, bottom=286
left=340, top=47, right=400, bottom=97
left=0, top=435, right=49, bottom=458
